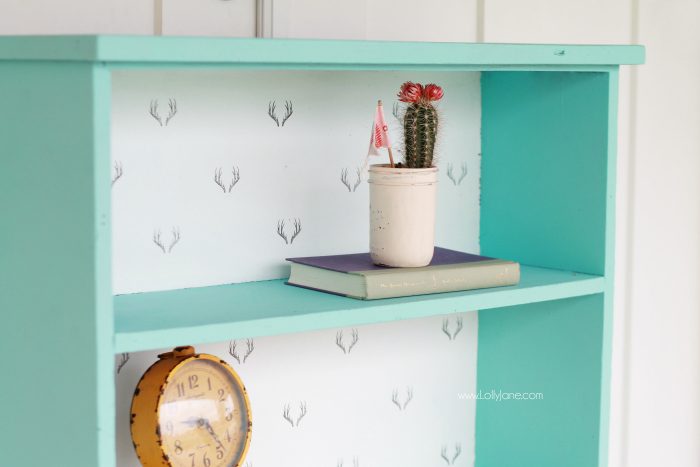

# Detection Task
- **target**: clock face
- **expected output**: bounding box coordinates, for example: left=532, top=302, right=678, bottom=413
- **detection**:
left=158, top=358, right=250, bottom=467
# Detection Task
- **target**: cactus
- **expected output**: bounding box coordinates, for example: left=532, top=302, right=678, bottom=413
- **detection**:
left=403, top=102, right=438, bottom=168
left=397, top=82, right=443, bottom=168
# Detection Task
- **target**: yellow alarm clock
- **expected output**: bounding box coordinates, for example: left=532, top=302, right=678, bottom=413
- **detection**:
left=131, top=346, right=252, bottom=467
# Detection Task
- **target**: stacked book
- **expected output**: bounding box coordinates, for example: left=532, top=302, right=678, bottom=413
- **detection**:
left=286, top=247, right=520, bottom=300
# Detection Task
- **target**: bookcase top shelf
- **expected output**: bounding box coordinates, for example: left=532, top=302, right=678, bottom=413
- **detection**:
left=0, top=36, right=644, bottom=69
left=114, top=265, right=605, bottom=353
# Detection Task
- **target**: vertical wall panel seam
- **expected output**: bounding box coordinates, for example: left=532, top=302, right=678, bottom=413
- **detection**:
left=153, top=0, right=163, bottom=35
left=476, top=0, right=485, bottom=42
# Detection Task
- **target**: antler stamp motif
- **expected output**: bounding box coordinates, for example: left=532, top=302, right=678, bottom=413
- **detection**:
left=229, top=167, right=241, bottom=191
left=441, top=444, right=462, bottom=465
left=228, top=339, right=255, bottom=364
left=282, top=401, right=308, bottom=428
left=116, top=353, right=130, bottom=374
left=340, top=169, right=352, bottom=192
left=340, top=167, right=362, bottom=192
left=277, top=219, right=288, bottom=244
left=290, top=218, right=302, bottom=244
left=214, top=168, right=227, bottom=193
left=268, top=101, right=280, bottom=127
left=403, top=387, right=413, bottom=409
left=446, top=162, right=468, bottom=186
left=214, top=167, right=241, bottom=193
left=336, top=330, right=347, bottom=354
left=442, top=317, right=464, bottom=340
left=458, top=162, right=468, bottom=184
left=348, top=328, right=359, bottom=353
left=268, top=100, right=294, bottom=127
left=391, top=387, right=414, bottom=411
left=282, top=404, right=294, bottom=427
left=165, top=98, right=177, bottom=125
left=392, top=389, right=402, bottom=410
left=295, top=401, right=307, bottom=426
left=336, top=329, right=359, bottom=354
left=276, top=218, right=302, bottom=245
left=281, top=100, right=293, bottom=126
left=243, top=339, right=254, bottom=363
left=112, top=161, right=123, bottom=187
left=393, top=101, right=401, bottom=121
left=452, top=444, right=462, bottom=464
left=153, top=227, right=181, bottom=254
left=168, top=227, right=181, bottom=253
left=228, top=340, right=241, bottom=364
left=149, top=98, right=178, bottom=127
left=153, top=230, right=166, bottom=253
left=149, top=100, right=162, bottom=126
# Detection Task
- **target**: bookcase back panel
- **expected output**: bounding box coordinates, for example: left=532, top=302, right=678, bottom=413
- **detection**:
left=111, top=69, right=483, bottom=466
left=116, top=313, right=479, bottom=467
left=111, top=70, right=481, bottom=295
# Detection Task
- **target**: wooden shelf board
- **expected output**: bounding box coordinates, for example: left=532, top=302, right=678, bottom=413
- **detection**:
left=114, top=265, right=605, bottom=353
left=0, top=36, right=644, bottom=68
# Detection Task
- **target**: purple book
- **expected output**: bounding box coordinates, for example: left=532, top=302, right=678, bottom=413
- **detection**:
left=287, top=247, right=494, bottom=273
left=286, top=247, right=519, bottom=300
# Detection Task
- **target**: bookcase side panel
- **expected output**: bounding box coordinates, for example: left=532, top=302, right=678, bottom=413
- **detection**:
left=480, top=71, right=611, bottom=275
left=474, top=295, right=605, bottom=467
left=597, top=68, right=620, bottom=467
left=0, top=62, right=113, bottom=467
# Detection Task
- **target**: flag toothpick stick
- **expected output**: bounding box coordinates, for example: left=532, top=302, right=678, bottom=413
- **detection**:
left=376, top=100, right=395, bottom=168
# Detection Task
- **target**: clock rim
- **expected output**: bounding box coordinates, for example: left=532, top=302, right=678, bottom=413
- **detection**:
left=130, top=349, right=253, bottom=467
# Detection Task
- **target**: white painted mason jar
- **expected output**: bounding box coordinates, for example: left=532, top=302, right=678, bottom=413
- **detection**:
left=368, top=164, right=438, bottom=267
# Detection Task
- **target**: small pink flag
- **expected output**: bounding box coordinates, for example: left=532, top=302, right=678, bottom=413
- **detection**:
left=368, top=101, right=391, bottom=157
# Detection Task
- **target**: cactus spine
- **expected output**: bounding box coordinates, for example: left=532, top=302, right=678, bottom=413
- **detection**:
left=403, top=102, right=438, bottom=168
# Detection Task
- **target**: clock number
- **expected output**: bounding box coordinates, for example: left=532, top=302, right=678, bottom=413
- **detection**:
left=165, top=420, right=174, bottom=436
left=216, top=447, right=225, bottom=460
left=218, top=388, right=226, bottom=402
left=189, top=452, right=195, bottom=467
left=174, top=440, right=183, bottom=455
left=207, top=377, right=212, bottom=391
left=188, top=374, right=199, bottom=390
left=203, top=452, right=212, bottom=467
left=225, top=428, right=232, bottom=443
left=225, top=409, right=233, bottom=422
left=177, top=382, right=186, bottom=398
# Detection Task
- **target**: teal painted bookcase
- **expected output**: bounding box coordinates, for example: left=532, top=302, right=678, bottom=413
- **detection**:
left=0, top=36, right=643, bottom=467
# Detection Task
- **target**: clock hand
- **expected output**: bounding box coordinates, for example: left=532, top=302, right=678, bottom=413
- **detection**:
left=201, top=419, right=226, bottom=451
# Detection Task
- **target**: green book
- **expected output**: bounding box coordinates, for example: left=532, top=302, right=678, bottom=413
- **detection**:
left=286, top=247, right=520, bottom=300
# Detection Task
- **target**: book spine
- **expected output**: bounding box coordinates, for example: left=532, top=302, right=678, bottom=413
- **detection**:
left=364, top=262, right=520, bottom=299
